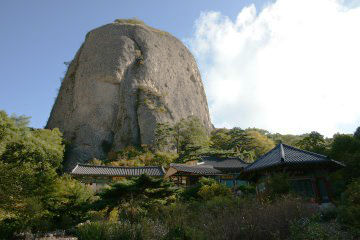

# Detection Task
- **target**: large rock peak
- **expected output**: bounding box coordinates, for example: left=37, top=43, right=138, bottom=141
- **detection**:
left=46, top=21, right=212, bottom=170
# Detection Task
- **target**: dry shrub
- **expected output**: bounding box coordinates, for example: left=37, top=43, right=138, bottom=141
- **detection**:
left=158, top=195, right=318, bottom=240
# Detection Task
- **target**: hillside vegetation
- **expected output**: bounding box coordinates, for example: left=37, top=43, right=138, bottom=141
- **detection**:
left=1, top=110, right=360, bottom=239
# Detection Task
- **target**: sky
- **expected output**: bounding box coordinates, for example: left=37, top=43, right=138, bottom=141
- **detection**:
left=0, top=0, right=359, bottom=137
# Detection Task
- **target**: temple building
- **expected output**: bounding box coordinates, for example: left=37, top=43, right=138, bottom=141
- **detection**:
left=164, top=156, right=249, bottom=187
left=243, top=143, right=345, bottom=203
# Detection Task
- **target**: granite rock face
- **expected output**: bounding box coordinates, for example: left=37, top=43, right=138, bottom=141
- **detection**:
left=46, top=21, right=212, bottom=170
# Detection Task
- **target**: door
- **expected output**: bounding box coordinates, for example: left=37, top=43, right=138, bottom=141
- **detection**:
left=317, top=178, right=330, bottom=203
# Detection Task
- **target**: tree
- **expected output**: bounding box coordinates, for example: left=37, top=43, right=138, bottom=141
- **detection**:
left=267, top=132, right=306, bottom=146
left=151, top=117, right=210, bottom=163
left=153, top=122, right=174, bottom=151
left=94, top=175, right=177, bottom=221
left=209, top=127, right=275, bottom=162
left=296, top=131, right=327, bottom=154
left=245, top=130, right=275, bottom=158
left=338, top=178, right=360, bottom=229
left=0, top=111, right=65, bottom=234
left=210, top=128, right=232, bottom=150
left=10, top=114, right=31, bottom=128
left=354, top=127, right=360, bottom=140
left=227, top=127, right=251, bottom=153
left=173, top=116, right=210, bottom=154
left=330, top=133, right=360, bottom=184
left=46, top=175, right=95, bottom=229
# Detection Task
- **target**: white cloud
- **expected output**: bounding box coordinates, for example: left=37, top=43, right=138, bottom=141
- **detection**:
left=190, top=0, right=360, bottom=137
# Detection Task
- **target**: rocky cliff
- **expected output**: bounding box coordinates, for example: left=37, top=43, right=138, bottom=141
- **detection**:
left=46, top=20, right=212, bottom=170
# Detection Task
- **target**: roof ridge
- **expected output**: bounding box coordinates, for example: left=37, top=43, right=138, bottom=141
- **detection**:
left=245, top=144, right=280, bottom=169
left=282, top=143, right=328, bottom=159
left=200, top=155, right=246, bottom=163
left=170, top=163, right=214, bottom=168
left=280, top=143, right=285, bottom=162
left=76, top=164, right=162, bottom=169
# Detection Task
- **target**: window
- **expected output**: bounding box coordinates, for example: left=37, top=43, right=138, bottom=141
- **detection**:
left=290, top=179, right=315, bottom=198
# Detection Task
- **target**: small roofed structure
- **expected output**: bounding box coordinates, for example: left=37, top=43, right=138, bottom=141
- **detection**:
left=165, top=163, right=221, bottom=186
left=244, top=143, right=345, bottom=203
left=165, top=156, right=248, bottom=187
left=200, top=156, right=248, bottom=173
left=71, top=164, right=165, bottom=191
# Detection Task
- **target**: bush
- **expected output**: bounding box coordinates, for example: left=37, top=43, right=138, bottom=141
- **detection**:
left=290, top=218, right=352, bottom=240
left=153, top=195, right=317, bottom=240
left=267, top=173, right=290, bottom=197
left=181, top=177, right=231, bottom=201
left=76, top=219, right=167, bottom=240
left=76, top=221, right=142, bottom=240
left=236, top=184, right=256, bottom=195
left=198, top=181, right=232, bottom=200
left=0, top=218, right=22, bottom=240
left=338, top=178, right=360, bottom=230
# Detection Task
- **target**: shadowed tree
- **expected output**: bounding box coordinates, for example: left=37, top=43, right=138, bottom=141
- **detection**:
left=354, top=126, right=360, bottom=140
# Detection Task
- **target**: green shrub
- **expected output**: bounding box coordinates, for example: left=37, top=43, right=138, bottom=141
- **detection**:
left=267, top=173, right=291, bottom=197
left=236, top=184, right=256, bottom=194
left=76, top=221, right=142, bottom=240
left=198, top=181, right=232, bottom=200
left=338, top=178, right=360, bottom=229
left=164, top=225, right=205, bottom=240
left=0, top=218, right=22, bottom=240
left=290, top=219, right=351, bottom=240
left=181, top=177, right=231, bottom=201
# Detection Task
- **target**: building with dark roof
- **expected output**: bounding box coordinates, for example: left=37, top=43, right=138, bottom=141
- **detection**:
left=165, top=156, right=248, bottom=187
left=244, top=143, right=345, bottom=203
left=244, top=143, right=344, bottom=173
left=200, top=156, right=248, bottom=172
left=71, top=164, right=165, bottom=191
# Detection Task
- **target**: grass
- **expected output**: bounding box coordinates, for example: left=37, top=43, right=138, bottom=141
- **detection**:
left=114, top=18, right=145, bottom=25
left=114, top=18, right=170, bottom=36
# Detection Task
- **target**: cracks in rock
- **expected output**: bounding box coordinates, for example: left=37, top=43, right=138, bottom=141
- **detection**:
left=113, top=36, right=143, bottom=148
left=130, top=36, right=145, bottom=67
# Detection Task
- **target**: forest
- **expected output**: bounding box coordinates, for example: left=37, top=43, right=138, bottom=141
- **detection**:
left=1, top=110, right=360, bottom=239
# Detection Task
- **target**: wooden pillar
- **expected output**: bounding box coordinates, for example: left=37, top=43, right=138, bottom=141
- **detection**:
left=324, top=178, right=333, bottom=203
left=311, top=177, right=321, bottom=203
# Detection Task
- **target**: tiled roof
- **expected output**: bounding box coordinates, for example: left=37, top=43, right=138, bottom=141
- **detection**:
left=170, top=163, right=222, bottom=175
left=199, top=156, right=248, bottom=170
left=244, top=143, right=345, bottom=172
left=71, top=164, right=165, bottom=177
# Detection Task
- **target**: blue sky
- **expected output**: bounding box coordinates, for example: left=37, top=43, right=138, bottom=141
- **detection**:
left=0, top=0, right=267, bottom=128
left=1, top=0, right=359, bottom=136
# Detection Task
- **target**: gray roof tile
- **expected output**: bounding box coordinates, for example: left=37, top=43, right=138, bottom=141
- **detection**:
left=71, top=164, right=165, bottom=177
left=170, top=163, right=222, bottom=175
left=199, top=156, right=248, bottom=170
left=244, top=143, right=345, bottom=172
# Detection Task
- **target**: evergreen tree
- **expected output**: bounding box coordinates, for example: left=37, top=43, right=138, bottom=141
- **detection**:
left=354, top=126, right=360, bottom=140
left=296, top=131, right=327, bottom=154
